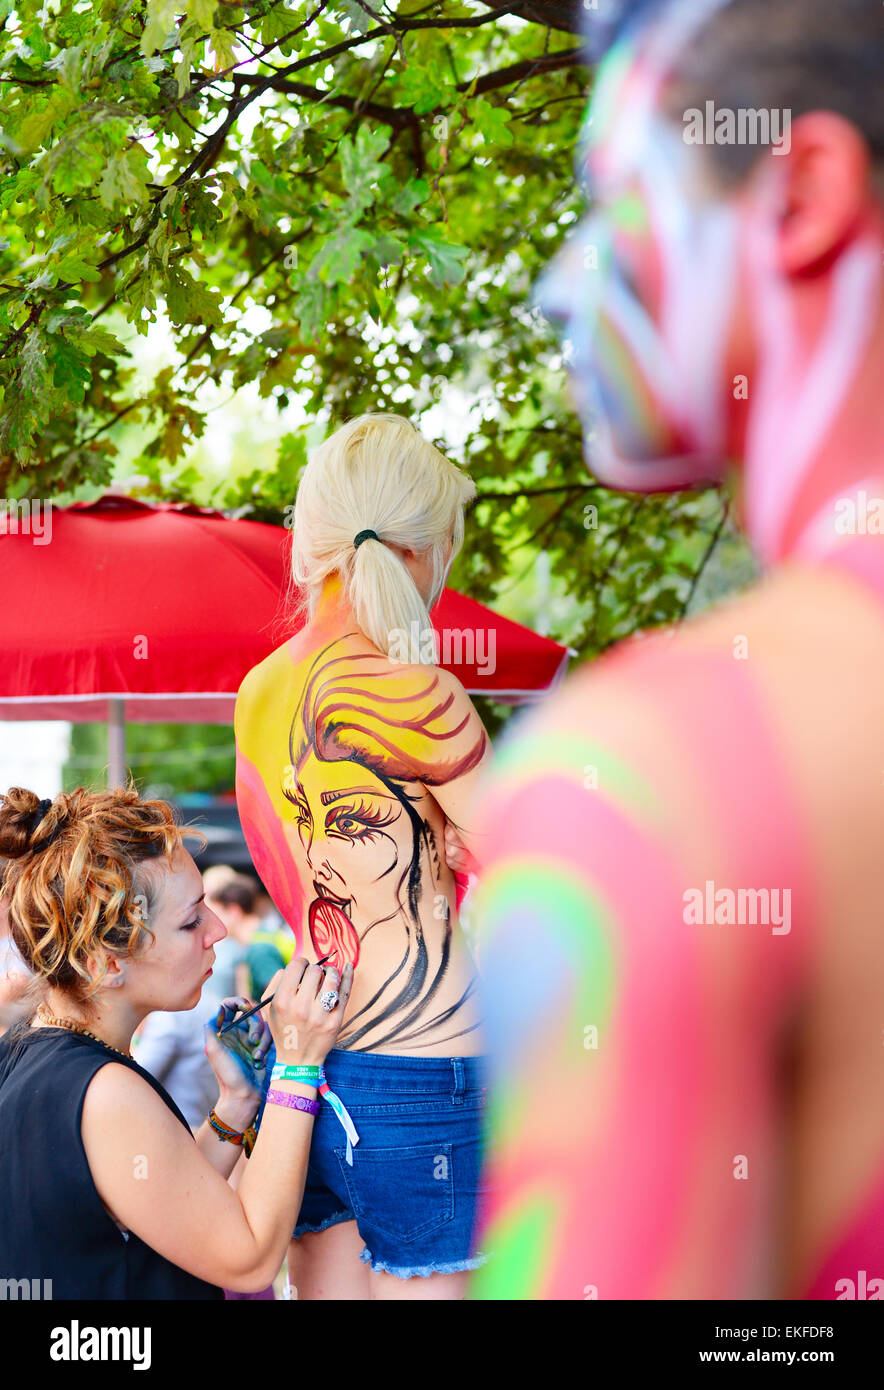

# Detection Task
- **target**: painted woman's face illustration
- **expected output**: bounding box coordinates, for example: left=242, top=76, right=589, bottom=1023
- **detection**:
left=283, top=751, right=415, bottom=968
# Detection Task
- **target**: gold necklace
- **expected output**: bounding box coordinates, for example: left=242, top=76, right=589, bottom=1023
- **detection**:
left=35, top=1004, right=133, bottom=1060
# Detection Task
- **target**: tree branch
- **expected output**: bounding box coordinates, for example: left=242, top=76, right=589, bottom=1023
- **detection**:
left=679, top=499, right=730, bottom=618
left=228, top=43, right=585, bottom=127
left=229, top=74, right=420, bottom=130
left=461, top=44, right=585, bottom=97
left=476, top=482, right=599, bottom=501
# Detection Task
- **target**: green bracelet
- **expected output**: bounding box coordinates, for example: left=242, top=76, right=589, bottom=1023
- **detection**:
left=271, top=1063, right=321, bottom=1083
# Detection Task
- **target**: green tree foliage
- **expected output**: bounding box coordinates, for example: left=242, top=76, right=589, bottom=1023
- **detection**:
left=63, top=718, right=236, bottom=796
left=2, top=0, right=754, bottom=735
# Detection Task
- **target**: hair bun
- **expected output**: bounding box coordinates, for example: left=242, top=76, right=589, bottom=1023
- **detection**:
left=0, top=789, right=60, bottom=859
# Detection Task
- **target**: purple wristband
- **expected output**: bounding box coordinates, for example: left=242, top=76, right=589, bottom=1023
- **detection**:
left=265, top=1087, right=320, bottom=1117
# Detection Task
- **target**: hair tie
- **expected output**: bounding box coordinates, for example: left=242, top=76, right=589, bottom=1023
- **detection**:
left=29, top=797, right=60, bottom=848
left=353, top=529, right=379, bottom=549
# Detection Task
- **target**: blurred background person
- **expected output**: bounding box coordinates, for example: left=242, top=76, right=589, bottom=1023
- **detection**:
left=471, top=0, right=884, bottom=1300
left=254, top=886, right=294, bottom=966
left=201, top=872, right=251, bottom=1007
left=206, top=875, right=286, bottom=1004
left=133, top=992, right=219, bottom=1132
left=202, top=863, right=238, bottom=897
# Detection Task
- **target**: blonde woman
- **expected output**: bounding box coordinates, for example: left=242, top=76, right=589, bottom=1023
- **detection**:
left=235, top=413, right=492, bottom=1299
left=0, top=786, right=352, bottom=1298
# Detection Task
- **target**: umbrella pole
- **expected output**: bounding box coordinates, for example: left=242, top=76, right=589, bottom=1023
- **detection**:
left=107, top=698, right=126, bottom=788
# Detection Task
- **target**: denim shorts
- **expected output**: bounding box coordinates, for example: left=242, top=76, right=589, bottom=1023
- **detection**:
left=280, top=1048, right=490, bottom=1279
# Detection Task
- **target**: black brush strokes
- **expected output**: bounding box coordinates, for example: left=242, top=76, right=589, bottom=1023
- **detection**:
left=285, top=637, right=477, bottom=1053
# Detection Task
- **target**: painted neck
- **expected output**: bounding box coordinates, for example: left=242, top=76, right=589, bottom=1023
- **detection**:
left=310, top=572, right=361, bottom=637
left=741, top=231, right=884, bottom=564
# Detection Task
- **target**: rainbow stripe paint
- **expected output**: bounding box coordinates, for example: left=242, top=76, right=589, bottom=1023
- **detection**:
left=470, top=633, right=817, bottom=1299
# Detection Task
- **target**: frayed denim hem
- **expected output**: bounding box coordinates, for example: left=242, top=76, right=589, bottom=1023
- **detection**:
left=359, top=1248, right=488, bottom=1278
left=293, top=1210, right=354, bottom=1239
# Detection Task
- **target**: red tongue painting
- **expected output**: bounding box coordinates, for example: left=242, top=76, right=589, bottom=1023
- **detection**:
left=309, top=897, right=360, bottom=969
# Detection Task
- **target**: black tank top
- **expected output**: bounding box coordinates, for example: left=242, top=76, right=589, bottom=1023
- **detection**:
left=0, top=1021, right=223, bottom=1300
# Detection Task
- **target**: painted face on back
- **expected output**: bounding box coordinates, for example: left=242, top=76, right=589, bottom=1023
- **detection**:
left=537, top=31, right=741, bottom=493
left=283, top=752, right=418, bottom=968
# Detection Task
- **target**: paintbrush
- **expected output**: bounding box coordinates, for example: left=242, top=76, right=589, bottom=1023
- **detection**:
left=217, top=954, right=334, bottom=1036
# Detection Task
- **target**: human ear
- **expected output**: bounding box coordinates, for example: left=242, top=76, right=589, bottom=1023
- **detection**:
left=87, top=952, right=127, bottom=990
left=766, top=112, right=873, bottom=274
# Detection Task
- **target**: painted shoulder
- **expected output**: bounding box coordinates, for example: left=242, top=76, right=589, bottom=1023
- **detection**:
left=234, top=638, right=296, bottom=724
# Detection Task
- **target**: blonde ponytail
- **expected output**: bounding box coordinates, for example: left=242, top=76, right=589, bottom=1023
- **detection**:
left=291, top=414, right=475, bottom=663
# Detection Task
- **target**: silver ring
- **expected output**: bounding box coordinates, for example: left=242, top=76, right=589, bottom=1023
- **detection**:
left=319, top=990, right=339, bottom=1012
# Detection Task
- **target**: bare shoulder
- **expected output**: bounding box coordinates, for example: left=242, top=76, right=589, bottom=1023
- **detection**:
left=302, top=644, right=487, bottom=739
left=384, top=661, right=490, bottom=771
left=664, top=559, right=884, bottom=666
left=235, top=641, right=292, bottom=714
left=301, top=647, right=491, bottom=788
left=417, top=661, right=489, bottom=733
left=235, top=638, right=319, bottom=758
left=81, top=1060, right=182, bottom=1136
left=494, top=561, right=884, bottom=888
left=551, top=560, right=884, bottom=723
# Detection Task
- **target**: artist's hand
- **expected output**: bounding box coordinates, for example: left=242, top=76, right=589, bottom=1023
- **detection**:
left=204, top=997, right=272, bottom=1119
left=267, top=956, right=354, bottom=1066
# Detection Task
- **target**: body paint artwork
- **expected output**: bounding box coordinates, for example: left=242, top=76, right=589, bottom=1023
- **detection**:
left=536, top=0, right=742, bottom=494
left=742, top=221, right=883, bottom=564
left=539, top=1, right=884, bottom=560
left=471, top=0, right=884, bottom=1301
left=278, top=638, right=487, bottom=1052
left=471, top=640, right=818, bottom=1298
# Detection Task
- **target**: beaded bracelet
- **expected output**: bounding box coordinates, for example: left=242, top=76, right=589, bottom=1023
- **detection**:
left=265, top=1087, right=321, bottom=1117
left=207, top=1108, right=257, bottom=1158
left=271, top=1063, right=321, bottom=1084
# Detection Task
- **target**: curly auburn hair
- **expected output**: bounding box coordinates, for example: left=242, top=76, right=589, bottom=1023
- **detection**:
left=0, top=783, right=203, bottom=1016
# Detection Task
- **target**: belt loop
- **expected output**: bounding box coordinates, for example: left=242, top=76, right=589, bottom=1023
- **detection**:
left=451, top=1058, right=465, bottom=1105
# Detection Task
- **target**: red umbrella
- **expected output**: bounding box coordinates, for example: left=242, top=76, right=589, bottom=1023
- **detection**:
left=0, top=494, right=570, bottom=781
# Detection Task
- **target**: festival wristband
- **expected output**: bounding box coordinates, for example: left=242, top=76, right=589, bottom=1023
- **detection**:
left=265, top=1087, right=321, bottom=1117
left=319, top=1065, right=360, bottom=1167
left=271, top=1064, right=320, bottom=1084
left=207, top=1108, right=257, bottom=1157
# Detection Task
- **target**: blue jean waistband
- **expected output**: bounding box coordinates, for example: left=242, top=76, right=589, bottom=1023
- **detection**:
left=319, top=1048, right=489, bottom=1095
